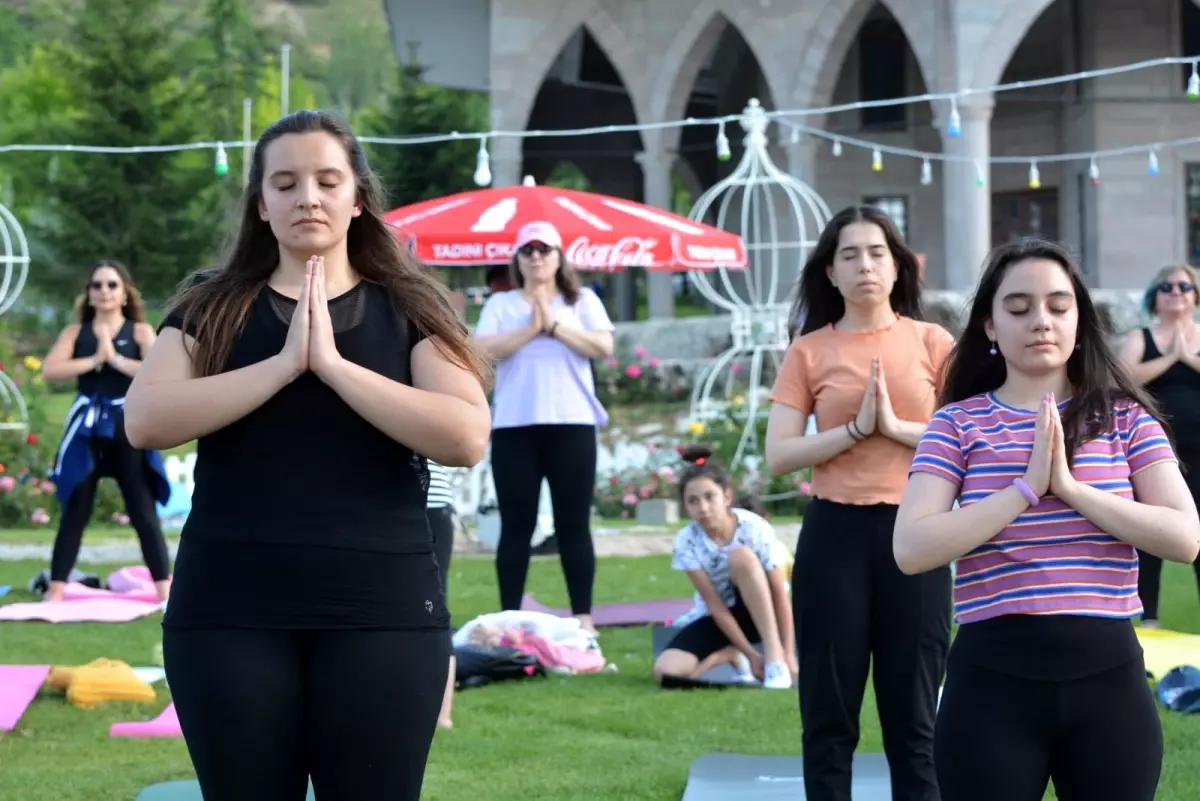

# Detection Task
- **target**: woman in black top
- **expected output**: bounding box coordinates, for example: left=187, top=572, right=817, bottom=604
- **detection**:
left=124, top=110, right=492, bottom=801
left=1119, top=263, right=1200, bottom=625
left=41, top=260, right=171, bottom=603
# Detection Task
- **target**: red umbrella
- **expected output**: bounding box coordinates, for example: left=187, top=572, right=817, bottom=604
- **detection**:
left=382, top=177, right=747, bottom=272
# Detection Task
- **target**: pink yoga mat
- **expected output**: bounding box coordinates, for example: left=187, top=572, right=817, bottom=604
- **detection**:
left=0, top=598, right=160, bottom=623
left=520, top=594, right=693, bottom=627
left=111, top=702, right=181, bottom=738
left=0, top=665, right=50, bottom=731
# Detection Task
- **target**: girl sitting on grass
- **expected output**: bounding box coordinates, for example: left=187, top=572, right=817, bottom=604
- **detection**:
left=653, top=445, right=796, bottom=689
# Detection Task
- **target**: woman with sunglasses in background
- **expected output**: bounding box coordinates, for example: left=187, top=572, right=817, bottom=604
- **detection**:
left=1119, top=264, right=1200, bottom=626
left=472, top=222, right=614, bottom=635
left=40, top=260, right=173, bottom=603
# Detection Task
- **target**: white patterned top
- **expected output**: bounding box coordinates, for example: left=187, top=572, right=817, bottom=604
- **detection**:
left=671, top=508, right=781, bottom=615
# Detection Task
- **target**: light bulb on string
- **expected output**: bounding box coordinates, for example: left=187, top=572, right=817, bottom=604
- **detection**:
left=789, top=126, right=800, bottom=145
left=213, top=142, right=229, bottom=177
left=831, top=138, right=843, bottom=157
left=871, top=148, right=883, bottom=172
left=920, top=158, right=932, bottom=186
left=1148, top=151, right=1160, bottom=175
left=1088, top=157, right=1100, bottom=186
left=975, top=161, right=987, bottom=187
left=1189, top=62, right=1200, bottom=100
left=1028, top=161, right=1041, bottom=190
left=473, top=138, right=492, bottom=186
left=947, top=98, right=962, bottom=138
left=715, top=122, right=731, bottom=162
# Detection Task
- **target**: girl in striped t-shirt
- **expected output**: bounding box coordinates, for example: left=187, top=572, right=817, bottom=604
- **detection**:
left=895, top=239, right=1200, bottom=801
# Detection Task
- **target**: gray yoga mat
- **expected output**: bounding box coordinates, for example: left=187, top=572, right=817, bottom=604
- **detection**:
left=681, top=752, right=892, bottom=800
left=136, top=780, right=315, bottom=800
left=652, top=625, right=760, bottom=687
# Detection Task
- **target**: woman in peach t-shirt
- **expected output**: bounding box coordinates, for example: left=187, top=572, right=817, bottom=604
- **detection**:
left=765, top=206, right=955, bottom=801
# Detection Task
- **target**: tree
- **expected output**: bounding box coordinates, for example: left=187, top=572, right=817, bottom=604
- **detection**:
left=358, top=63, right=488, bottom=209
left=29, top=0, right=226, bottom=302
left=311, top=3, right=396, bottom=119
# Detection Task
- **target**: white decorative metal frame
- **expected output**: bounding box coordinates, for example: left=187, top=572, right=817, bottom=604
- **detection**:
left=0, top=203, right=31, bottom=431
left=686, top=98, right=832, bottom=469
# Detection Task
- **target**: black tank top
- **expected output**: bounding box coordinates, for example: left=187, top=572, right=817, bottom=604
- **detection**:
left=72, top=319, right=140, bottom=398
left=1141, top=327, right=1200, bottom=458
left=161, top=279, right=449, bottom=631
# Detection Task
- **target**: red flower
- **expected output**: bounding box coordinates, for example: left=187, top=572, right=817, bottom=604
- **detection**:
left=26, top=433, right=37, bottom=445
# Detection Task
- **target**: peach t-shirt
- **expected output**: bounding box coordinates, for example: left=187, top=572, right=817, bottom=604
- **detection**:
left=769, top=316, right=956, bottom=506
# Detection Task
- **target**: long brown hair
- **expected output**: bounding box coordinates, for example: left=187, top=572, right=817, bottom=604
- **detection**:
left=508, top=246, right=581, bottom=305
left=73, top=259, right=147, bottom=324
left=166, top=110, right=490, bottom=386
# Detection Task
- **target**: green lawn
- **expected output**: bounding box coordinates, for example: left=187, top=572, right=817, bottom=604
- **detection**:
left=3, top=556, right=1200, bottom=801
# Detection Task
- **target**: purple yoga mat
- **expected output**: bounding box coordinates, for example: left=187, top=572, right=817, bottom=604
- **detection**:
left=0, top=665, right=50, bottom=732
left=520, top=594, right=693, bottom=627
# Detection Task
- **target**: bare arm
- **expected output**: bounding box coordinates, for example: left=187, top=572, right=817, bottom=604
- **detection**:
left=767, top=568, right=794, bottom=654
left=880, top=420, right=927, bottom=449
left=41, top=325, right=101, bottom=381
left=318, top=337, right=491, bottom=467
left=893, top=472, right=1033, bottom=575
left=473, top=324, right=540, bottom=361
left=123, top=328, right=296, bottom=450
left=551, top=324, right=614, bottom=359
left=1058, top=462, right=1200, bottom=563
left=689, top=570, right=758, bottom=658
left=764, top=403, right=857, bottom=477
left=1119, top=330, right=1174, bottom=385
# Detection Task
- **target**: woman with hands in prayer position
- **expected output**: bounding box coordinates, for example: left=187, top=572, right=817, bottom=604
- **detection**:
left=765, top=206, right=954, bottom=801
left=1118, top=264, right=1200, bottom=626
left=123, top=110, right=491, bottom=801
left=896, top=239, right=1200, bottom=801
left=472, top=221, right=614, bottom=635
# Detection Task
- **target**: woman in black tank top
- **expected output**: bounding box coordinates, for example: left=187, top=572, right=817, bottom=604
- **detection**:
left=40, top=260, right=171, bottom=603
left=1119, top=264, right=1200, bottom=625
left=123, top=111, right=492, bottom=801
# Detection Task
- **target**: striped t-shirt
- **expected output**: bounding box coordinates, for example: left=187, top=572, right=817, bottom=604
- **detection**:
left=426, top=460, right=454, bottom=510
left=910, top=393, right=1176, bottom=624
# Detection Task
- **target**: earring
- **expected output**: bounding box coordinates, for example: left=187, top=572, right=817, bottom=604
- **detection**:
left=989, top=341, right=998, bottom=355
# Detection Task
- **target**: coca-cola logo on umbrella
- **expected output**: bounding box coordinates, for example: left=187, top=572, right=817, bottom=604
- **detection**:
left=565, top=237, right=658, bottom=270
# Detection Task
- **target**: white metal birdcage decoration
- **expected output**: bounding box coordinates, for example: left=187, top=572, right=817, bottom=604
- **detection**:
left=686, top=98, right=832, bottom=471
left=0, top=203, right=31, bottom=431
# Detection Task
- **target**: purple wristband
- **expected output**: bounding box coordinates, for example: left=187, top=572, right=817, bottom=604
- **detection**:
left=1012, top=477, right=1039, bottom=507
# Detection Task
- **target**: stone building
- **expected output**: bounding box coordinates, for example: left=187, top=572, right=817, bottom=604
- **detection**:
left=385, top=0, right=1200, bottom=317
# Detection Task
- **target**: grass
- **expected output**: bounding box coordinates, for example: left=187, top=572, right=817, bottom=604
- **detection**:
left=3, top=556, right=1200, bottom=800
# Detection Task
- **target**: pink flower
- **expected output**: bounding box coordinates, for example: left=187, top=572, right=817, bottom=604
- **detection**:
left=647, top=444, right=657, bottom=454
left=624, top=364, right=642, bottom=379
left=112, top=512, right=131, bottom=525
left=634, top=346, right=647, bottom=359
left=799, top=481, right=812, bottom=495
left=31, top=508, right=50, bottom=525
left=605, top=358, right=617, bottom=368
left=621, top=493, right=638, bottom=506
left=648, top=357, right=660, bottom=368
left=639, top=485, right=654, bottom=499
left=656, top=466, right=675, bottom=482
left=732, top=362, right=745, bottom=376
left=39, top=480, right=55, bottom=493
left=0, top=476, right=15, bottom=492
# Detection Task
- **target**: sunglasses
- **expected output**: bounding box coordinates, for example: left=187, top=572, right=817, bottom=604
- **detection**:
left=518, top=242, right=553, bottom=257
left=90, top=280, right=120, bottom=291
left=1156, top=280, right=1195, bottom=294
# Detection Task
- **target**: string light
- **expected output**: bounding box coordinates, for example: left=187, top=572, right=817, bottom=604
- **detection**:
left=946, top=98, right=962, bottom=138
left=920, top=158, right=933, bottom=186
left=1088, top=156, right=1100, bottom=186
left=1189, top=61, right=1200, bottom=100
left=831, top=139, right=843, bottom=157
left=473, top=138, right=491, bottom=187
left=871, top=148, right=883, bottom=172
left=975, top=161, right=987, bottom=188
left=213, top=143, right=228, bottom=177
left=1149, top=151, right=1161, bottom=175
left=1028, top=162, right=1041, bottom=190
left=715, top=121, right=731, bottom=162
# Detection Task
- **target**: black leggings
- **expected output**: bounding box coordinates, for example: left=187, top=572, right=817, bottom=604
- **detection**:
left=51, top=434, right=170, bottom=583
left=490, top=424, right=596, bottom=615
left=428, top=505, right=454, bottom=595
left=1138, top=449, right=1200, bottom=619
left=935, top=657, right=1162, bottom=801
left=163, top=627, right=450, bottom=801
left=793, top=498, right=951, bottom=801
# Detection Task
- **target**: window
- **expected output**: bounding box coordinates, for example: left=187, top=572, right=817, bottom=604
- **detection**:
left=1185, top=164, right=1200, bottom=264
left=858, top=18, right=908, bottom=130
left=864, top=196, right=909, bottom=240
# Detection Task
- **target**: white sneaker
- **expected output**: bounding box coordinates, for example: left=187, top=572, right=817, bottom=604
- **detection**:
left=734, top=653, right=759, bottom=684
left=763, top=660, right=792, bottom=690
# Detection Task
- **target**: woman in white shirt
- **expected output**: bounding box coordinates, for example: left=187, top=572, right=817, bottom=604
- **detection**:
left=473, top=222, right=615, bottom=634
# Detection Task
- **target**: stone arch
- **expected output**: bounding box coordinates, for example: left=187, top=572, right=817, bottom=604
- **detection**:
left=788, top=0, right=940, bottom=114
left=647, top=3, right=790, bottom=153
left=968, top=0, right=1058, bottom=92
left=490, top=0, right=649, bottom=132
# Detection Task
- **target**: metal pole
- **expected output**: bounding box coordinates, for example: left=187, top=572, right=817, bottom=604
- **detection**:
left=242, top=97, right=253, bottom=186
left=281, top=43, right=291, bottom=117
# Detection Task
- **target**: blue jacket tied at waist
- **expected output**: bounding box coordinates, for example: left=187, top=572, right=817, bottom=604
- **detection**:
left=50, top=394, right=171, bottom=507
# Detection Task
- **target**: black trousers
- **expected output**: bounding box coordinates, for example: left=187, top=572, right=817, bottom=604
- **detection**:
left=51, top=433, right=170, bottom=583
left=793, top=498, right=951, bottom=801
left=490, top=424, right=597, bottom=615
left=934, top=657, right=1162, bottom=801
left=164, top=627, right=450, bottom=801
left=1137, top=447, right=1200, bottom=620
